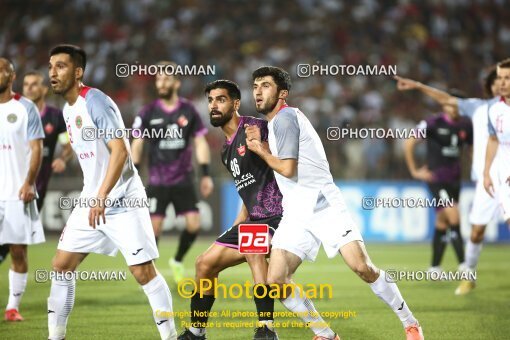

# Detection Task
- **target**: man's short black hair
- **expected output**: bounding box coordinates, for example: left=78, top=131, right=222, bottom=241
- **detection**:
left=50, top=44, right=87, bottom=70
left=24, top=70, right=45, bottom=79
left=252, top=66, right=292, bottom=93
left=483, top=65, right=498, bottom=98
left=205, top=79, right=241, bottom=100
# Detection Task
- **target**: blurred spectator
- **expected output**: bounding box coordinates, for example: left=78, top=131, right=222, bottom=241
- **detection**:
left=1, top=0, right=506, bottom=180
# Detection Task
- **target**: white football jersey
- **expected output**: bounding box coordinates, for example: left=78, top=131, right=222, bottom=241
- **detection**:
left=63, top=86, right=145, bottom=214
left=268, top=105, right=343, bottom=214
left=0, top=93, right=44, bottom=200
left=488, top=97, right=510, bottom=184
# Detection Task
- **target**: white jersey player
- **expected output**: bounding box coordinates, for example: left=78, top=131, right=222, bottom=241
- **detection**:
left=394, top=70, right=501, bottom=295
left=0, top=57, right=45, bottom=322
left=246, top=66, right=423, bottom=340
left=47, top=45, right=176, bottom=340
left=484, top=58, right=510, bottom=226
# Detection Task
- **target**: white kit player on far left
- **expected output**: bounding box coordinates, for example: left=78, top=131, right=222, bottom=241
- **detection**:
left=47, top=44, right=176, bottom=340
left=484, top=58, right=510, bottom=228
left=0, top=57, right=45, bottom=322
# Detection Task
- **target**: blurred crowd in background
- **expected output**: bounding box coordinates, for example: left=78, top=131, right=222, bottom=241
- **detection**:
left=2, top=0, right=509, bottom=181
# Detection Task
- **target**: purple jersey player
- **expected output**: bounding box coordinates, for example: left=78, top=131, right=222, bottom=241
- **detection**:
left=405, top=102, right=473, bottom=273
left=131, top=61, right=214, bottom=283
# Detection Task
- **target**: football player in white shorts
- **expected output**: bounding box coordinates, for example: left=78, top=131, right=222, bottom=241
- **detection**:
left=394, top=69, right=501, bottom=295
left=0, top=57, right=45, bottom=322
left=47, top=45, right=176, bottom=340
left=246, top=66, right=423, bottom=340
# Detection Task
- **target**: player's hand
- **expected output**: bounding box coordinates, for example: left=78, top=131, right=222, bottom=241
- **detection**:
left=412, top=166, right=434, bottom=182
left=246, top=137, right=264, bottom=155
left=88, top=197, right=106, bottom=228
left=18, top=181, right=35, bottom=203
left=52, top=158, right=66, bottom=173
left=244, top=124, right=261, bottom=142
left=394, top=76, right=420, bottom=91
left=200, top=176, right=214, bottom=198
left=484, top=174, right=495, bottom=198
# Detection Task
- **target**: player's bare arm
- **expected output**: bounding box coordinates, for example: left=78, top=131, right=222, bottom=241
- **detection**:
left=394, top=75, right=457, bottom=108
left=88, top=138, right=128, bottom=228
left=194, top=134, right=214, bottom=198
left=52, top=142, right=73, bottom=173
left=232, top=203, right=249, bottom=226
left=404, top=137, right=433, bottom=182
left=483, top=135, right=498, bottom=197
left=19, top=138, right=43, bottom=203
left=245, top=124, right=297, bottom=178
left=130, top=137, right=144, bottom=166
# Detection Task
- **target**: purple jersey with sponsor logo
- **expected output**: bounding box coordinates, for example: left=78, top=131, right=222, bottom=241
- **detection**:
left=417, top=113, right=473, bottom=183
left=133, top=98, right=207, bottom=186
left=36, top=105, right=66, bottom=197
left=221, top=116, right=283, bottom=220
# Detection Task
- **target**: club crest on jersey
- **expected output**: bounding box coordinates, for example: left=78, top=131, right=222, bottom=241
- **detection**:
left=237, top=144, right=246, bottom=156
left=75, top=115, right=83, bottom=129
left=44, top=123, right=54, bottom=134
left=177, top=115, right=188, bottom=127
left=458, top=130, right=467, bottom=140
left=7, top=113, right=17, bottom=123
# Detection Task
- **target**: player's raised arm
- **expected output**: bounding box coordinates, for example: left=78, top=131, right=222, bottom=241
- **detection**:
left=394, top=75, right=457, bottom=107
left=194, top=134, right=214, bottom=198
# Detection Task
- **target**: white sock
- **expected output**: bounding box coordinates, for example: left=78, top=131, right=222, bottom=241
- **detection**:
left=370, top=270, right=417, bottom=328
left=48, top=276, right=75, bottom=340
left=189, top=326, right=206, bottom=336
left=142, top=274, right=176, bottom=340
left=465, top=240, right=482, bottom=270
left=6, top=269, right=27, bottom=311
left=280, top=286, right=335, bottom=338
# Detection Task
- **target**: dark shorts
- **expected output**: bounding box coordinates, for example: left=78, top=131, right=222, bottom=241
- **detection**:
left=427, top=182, right=460, bottom=211
left=147, top=184, right=199, bottom=217
left=215, top=215, right=282, bottom=250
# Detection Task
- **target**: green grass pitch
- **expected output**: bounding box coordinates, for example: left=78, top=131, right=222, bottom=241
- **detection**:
left=0, top=237, right=509, bottom=339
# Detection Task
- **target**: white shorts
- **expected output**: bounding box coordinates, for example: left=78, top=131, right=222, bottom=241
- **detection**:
left=469, top=180, right=500, bottom=225
left=0, top=200, right=45, bottom=245
left=271, top=204, right=363, bottom=262
left=58, top=207, right=159, bottom=266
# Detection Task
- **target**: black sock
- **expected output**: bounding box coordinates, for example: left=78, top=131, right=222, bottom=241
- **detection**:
left=432, top=229, right=447, bottom=267
left=155, top=236, right=159, bottom=247
left=449, top=225, right=465, bottom=263
left=175, top=230, right=198, bottom=262
left=0, top=244, right=9, bottom=264
left=190, top=293, right=215, bottom=328
left=254, top=285, right=274, bottom=321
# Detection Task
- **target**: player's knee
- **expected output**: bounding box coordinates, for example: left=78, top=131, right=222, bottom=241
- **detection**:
left=195, top=254, right=215, bottom=277
left=266, top=272, right=287, bottom=286
left=129, top=264, right=155, bottom=285
left=9, top=246, right=27, bottom=263
left=352, top=262, right=377, bottom=283
left=51, top=258, right=73, bottom=273
left=471, top=228, right=485, bottom=243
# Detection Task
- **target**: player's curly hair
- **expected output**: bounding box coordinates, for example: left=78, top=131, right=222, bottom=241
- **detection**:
left=252, top=66, right=292, bottom=93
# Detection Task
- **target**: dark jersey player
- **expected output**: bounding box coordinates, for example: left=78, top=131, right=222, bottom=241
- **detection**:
left=0, top=71, right=72, bottom=265
left=131, top=61, right=214, bottom=283
left=178, top=80, right=281, bottom=340
left=404, top=103, right=473, bottom=272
